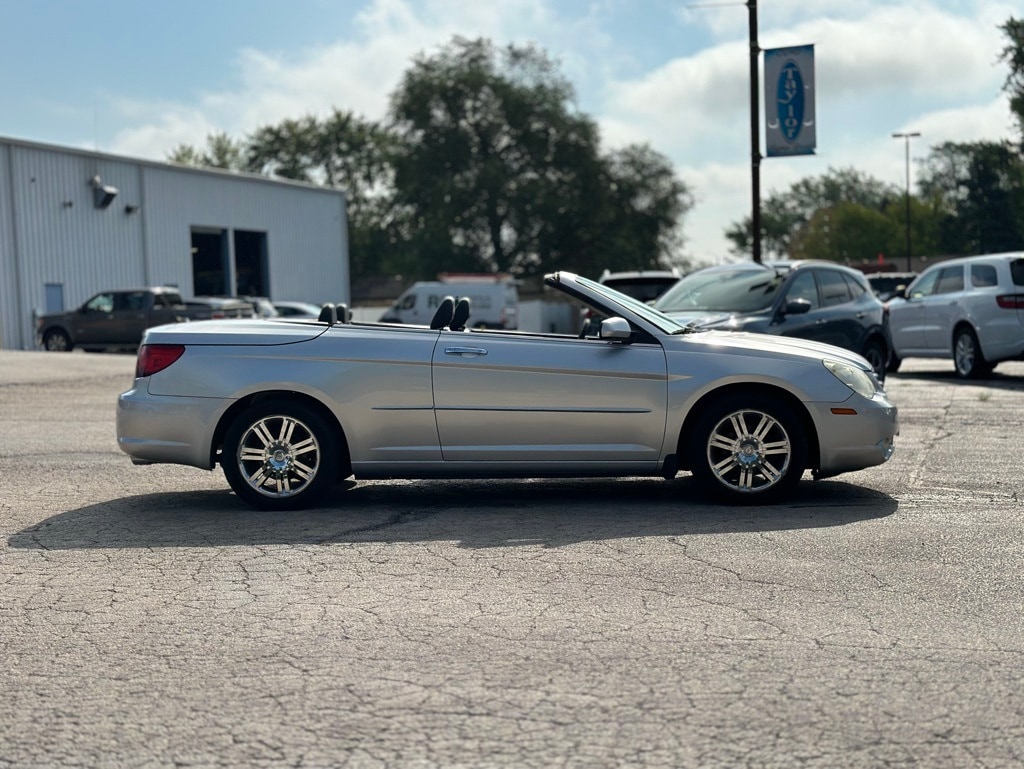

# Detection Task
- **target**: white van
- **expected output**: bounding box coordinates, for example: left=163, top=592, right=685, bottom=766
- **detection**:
left=380, top=277, right=519, bottom=329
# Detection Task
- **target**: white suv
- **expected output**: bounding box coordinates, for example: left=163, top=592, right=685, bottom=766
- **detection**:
left=887, top=252, right=1024, bottom=377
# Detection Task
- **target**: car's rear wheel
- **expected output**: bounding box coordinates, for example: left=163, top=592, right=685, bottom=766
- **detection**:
left=222, top=400, right=339, bottom=510
left=688, top=394, right=807, bottom=504
left=860, top=339, right=887, bottom=381
left=886, top=353, right=902, bottom=373
left=43, top=329, right=72, bottom=352
left=953, top=326, right=991, bottom=379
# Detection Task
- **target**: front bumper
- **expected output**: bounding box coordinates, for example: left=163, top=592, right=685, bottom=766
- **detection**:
left=808, top=393, right=898, bottom=478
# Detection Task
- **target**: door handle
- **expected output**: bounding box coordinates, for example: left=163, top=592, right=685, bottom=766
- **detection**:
left=445, top=347, right=488, bottom=356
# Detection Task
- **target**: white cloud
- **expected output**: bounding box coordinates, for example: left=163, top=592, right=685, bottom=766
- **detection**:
left=98, top=0, right=1020, bottom=264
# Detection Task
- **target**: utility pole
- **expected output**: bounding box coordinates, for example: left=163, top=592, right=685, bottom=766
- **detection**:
left=892, top=131, right=920, bottom=272
left=748, top=0, right=762, bottom=263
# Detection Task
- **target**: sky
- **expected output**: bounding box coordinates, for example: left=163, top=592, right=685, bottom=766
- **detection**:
left=0, top=0, right=1018, bottom=268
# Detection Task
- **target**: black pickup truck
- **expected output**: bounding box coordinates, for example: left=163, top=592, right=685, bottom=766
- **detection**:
left=35, top=287, right=253, bottom=352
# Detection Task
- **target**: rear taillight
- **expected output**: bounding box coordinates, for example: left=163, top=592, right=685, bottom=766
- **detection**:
left=136, top=344, right=185, bottom=378
left=996, top=294, right=1024, bottom=309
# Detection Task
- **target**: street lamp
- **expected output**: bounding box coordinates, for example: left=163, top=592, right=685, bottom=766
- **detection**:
left=892, top=131, right=921, bottom=272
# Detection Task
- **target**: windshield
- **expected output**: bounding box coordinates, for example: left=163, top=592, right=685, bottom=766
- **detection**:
left=654, top=266, right=785, bottom=313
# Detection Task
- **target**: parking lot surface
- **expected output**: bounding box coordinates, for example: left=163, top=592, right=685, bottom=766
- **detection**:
left=1, top=349, right=1022, bottom=768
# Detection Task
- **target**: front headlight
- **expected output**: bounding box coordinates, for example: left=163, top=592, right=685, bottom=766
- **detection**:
left=823, top=359, right=876, bottom=399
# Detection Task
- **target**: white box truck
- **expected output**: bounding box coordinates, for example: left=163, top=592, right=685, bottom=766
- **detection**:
left=379, top=275, right=519, bottom=329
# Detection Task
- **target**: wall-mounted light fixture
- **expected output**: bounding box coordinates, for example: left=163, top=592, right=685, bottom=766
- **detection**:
left=90, top=174, right=118, bottom=209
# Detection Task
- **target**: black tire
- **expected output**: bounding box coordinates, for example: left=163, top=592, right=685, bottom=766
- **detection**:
left=688, top=393, right=807, bottom=504
left=221, top=399, right=340, bottom=510
left=43, top=329, right=72, bottom=352
left=886, top=353, right=901, bottom=374
left=860, top=338, right=887, bottom=381
left=953, top=326, right=990, bottom=379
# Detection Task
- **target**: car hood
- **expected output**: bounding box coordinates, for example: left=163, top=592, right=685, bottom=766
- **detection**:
left=141, top=318, right=328, bottom=346
left=679, top=328, right=873, bottom=371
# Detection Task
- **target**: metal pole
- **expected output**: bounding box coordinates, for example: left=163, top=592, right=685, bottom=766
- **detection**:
left=892, top=131, right=920, bottom=272
left=748, top=0, right=761, bottom=263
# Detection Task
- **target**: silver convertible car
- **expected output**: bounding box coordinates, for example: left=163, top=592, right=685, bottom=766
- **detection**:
left=117, top=271, right=898, bottom=510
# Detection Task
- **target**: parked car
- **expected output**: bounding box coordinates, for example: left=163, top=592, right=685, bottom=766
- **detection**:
left=237, top=295, right=280, bottom=318
left=651, top=261, right=892, bottom=380
left=599, top=269, right=681, bottom=302
left=185, top=296, right=257, bottom=320
left=886, top=252, right=1024, bottom=378
left=380, top=277, right=519, bottom=329
left=581, top=269, right=682, bottom=334
left=866, top=272, right=918, bottom=302
left=272, top=301, right=324, bottom=319
left=116, top=270, right=897, bottom=511
left=36, top=287, right=201, bottom=352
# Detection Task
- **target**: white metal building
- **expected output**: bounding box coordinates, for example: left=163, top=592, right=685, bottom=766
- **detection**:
left=0, top=136, right=349, bottom=350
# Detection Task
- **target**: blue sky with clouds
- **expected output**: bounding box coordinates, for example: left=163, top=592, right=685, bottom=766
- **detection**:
left=1, top=0, right=1017, bottom=267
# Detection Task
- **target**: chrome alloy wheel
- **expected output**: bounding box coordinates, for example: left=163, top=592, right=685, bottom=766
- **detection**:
left=954, top=331, right=977, bottom=377
left=705, top=408, right=793, bottom=494
left=236, top=414, right=321, bottom=498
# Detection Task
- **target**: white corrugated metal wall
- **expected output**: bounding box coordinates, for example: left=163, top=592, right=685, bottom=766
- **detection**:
left=0, top=145, right=18, bottom=350
left=0, top=137, right=348, bottom=350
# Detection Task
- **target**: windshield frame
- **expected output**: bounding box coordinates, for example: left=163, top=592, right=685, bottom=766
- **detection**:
left=573, top=274, right=689, bottom=335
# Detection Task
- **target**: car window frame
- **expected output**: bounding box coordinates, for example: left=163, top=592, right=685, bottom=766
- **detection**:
left=970, top=263, right=998, bottom=288
left=934, top=265, right=965, bottom=295
left=782, top=269, right=820, bottom=310
left=816, top=268, right=854, bottom=308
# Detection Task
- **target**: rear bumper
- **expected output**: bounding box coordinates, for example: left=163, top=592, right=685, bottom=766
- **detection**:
left=116, top=384, right=230, bottom=470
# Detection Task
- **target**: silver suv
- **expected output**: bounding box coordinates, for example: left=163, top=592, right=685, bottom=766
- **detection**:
left=886, top=252, right=1024, bottom=377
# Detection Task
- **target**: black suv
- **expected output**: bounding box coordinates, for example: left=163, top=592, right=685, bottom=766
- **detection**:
left=653, top=260, right=892, bottom=379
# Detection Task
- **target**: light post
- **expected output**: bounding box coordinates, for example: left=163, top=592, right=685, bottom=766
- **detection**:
left=892, top=131, right=920, bottom=272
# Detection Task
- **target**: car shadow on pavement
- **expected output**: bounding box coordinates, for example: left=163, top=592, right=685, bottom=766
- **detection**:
left=8, top=476, right=897, bottom=551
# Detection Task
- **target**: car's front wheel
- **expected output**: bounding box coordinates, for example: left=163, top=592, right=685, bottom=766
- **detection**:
left=43, top=329, right=72, bottom=352
left=222, top=399, right=339, bottom=510
left=953, top=326, right=992, bottom=379
left=688, top=394, right=807, bottom=503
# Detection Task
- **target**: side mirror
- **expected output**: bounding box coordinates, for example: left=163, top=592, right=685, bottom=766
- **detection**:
left=783, top=298, right=812, bottom=315
left=600, top=317, right=633, bottom=341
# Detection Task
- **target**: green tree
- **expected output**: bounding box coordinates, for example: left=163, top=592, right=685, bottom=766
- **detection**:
left=725, top=168, right=902, bottom=260
left=388, top=36, right=692, bottom=278
left=167, top=131, right=245, bottom=170
left=1000, top=16, right=1024, bottom=142
left=917, top=141, right=1024, bottom=255
left=245, top=110, right=400, bottom=279
left=789, top=202, right=902, bottom=263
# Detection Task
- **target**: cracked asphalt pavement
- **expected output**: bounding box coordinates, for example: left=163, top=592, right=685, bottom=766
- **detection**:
left=1, top=349, right=1022, bottom=768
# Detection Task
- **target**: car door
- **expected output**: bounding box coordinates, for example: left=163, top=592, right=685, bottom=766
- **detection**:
left=810, top=268, right=866, bottom=351
left=888, top=269, right=939, bottom=353
left=431, top=329, right=668, bottom=464
left=109, top=291, right=152, bottom=344
left=73, top=292, right=116, bottom=345
left=923, top=265, right=966, bottom=350
left=771, top=269, right=827, bottom=342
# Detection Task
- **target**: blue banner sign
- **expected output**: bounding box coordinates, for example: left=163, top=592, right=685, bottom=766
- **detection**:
left=764, top=45, right=816, bottom=157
